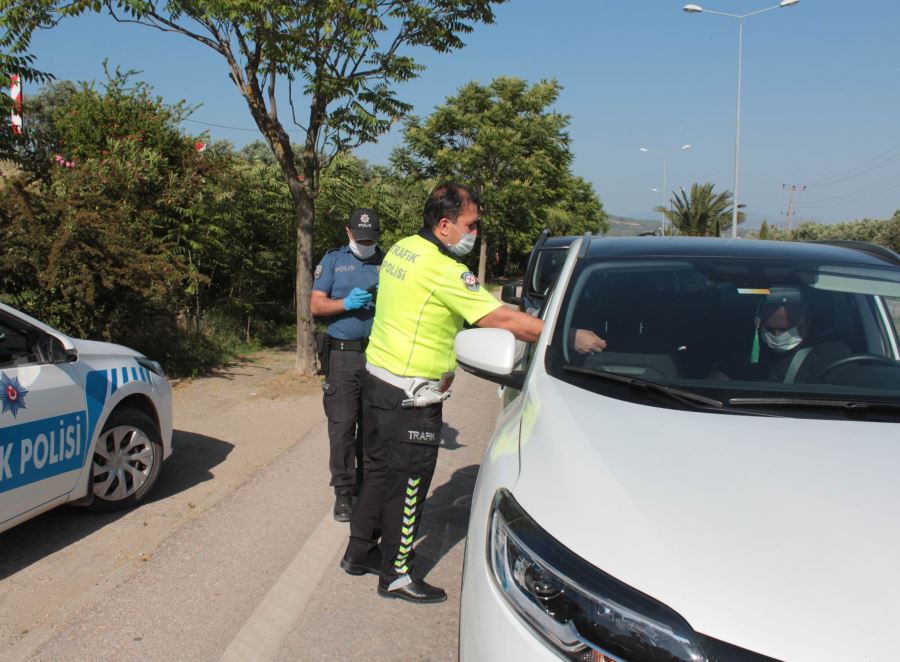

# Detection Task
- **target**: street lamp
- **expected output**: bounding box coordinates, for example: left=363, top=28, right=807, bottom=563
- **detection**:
left=640, top=144, right=692, bottom=235
left=683, top=0, right=800, bottom=238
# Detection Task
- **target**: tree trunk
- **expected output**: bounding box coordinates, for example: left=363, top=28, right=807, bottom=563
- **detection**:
left=231, top=60, right=321, bottom=375
left=288, top=175, right=317, bottom=375
left=477, top=235, right=487, bottom=285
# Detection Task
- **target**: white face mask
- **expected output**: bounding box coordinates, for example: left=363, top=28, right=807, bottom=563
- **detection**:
left=349, top=240, right=376, bottom=260
left=761, top=324, right=804, bottom=353
left=447, top=222, right=476, bottom=257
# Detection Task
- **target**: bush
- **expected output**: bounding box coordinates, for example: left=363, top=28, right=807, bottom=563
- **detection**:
left=767, top=211, right=900, bottom=254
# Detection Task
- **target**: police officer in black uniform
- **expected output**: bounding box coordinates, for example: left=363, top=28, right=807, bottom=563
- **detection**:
left=310, top=208, right=383, bottom=521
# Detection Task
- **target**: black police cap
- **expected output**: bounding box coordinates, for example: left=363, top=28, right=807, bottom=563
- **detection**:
left=348, top=208, right=380, bottom=241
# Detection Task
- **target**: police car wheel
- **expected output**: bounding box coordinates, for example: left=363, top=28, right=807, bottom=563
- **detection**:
left=88, top=409, right=162, bottom=513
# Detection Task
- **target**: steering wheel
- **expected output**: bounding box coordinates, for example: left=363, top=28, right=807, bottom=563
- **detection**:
left=810, top=353, right=900, bottom=382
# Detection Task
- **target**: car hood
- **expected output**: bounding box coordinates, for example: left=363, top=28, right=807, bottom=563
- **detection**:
left=70, top=337, right=141, bottom=358
left=513, top=374, right=900, bottom=662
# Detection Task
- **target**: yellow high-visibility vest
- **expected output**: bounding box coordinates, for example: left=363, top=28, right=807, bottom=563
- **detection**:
left=366, top=230, right=502, bottom=380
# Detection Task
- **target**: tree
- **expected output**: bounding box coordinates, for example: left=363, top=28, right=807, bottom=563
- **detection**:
left=0, top=0, right=506, bottom=374
left=393, top=77, right=593, bottom=280
left=0, top=69, right=251, bottom=372
left=758, top=219, right=770, bottom=240
left=211, top=158, right=296, bottom=342
left=656, top=183, right=744, bottom=237
left=545, top=175, right=608, bottom=237
left=767, top=211, right=900, bottom=254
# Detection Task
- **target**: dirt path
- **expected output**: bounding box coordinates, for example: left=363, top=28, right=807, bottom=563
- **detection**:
left=0, top=348, right=326, bottom=659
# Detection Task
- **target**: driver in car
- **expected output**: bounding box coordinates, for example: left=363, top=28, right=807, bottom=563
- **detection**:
left=726, top=288, right=852, bottom=384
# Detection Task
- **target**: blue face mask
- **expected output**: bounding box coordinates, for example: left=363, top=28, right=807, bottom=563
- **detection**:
left=447, top=223, right=476, bottom=257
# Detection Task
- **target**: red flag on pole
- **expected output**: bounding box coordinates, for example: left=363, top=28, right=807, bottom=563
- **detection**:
left=9, top=75, right=22, bottom=135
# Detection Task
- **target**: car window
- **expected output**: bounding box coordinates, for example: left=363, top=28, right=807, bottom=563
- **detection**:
left=0, top=320, right=39, bottom=368
left=528, top=249, right=569, bottom=299
left=886, top=296, right=900, bottom=338
left=548, top=257, right=900, bottom=411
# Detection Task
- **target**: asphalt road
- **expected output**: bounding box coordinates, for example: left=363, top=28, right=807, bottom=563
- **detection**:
left=0, top=351, right=500, bottom=661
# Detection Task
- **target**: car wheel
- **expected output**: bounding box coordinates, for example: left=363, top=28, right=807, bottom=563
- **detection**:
left=88, top=408, right=162, bottom=513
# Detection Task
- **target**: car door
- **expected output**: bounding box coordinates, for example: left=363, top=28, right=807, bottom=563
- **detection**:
left=0, top=312, right=88, bottom=526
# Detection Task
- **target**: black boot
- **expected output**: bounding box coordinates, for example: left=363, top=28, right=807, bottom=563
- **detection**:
left=377, top=578, right=447, bottom=604
left=340, top=548, right=382, bottom=576
left=333, top=494, right=353, bottom=522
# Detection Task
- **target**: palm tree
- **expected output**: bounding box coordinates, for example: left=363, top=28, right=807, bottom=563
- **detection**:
left=655, top=183, right=745, bottom=237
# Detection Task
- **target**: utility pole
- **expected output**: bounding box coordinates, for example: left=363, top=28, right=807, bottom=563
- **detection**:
left=782, top=184, right=806, bottom=231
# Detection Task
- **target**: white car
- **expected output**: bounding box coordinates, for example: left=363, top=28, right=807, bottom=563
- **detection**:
left=1, top=302, right=173, bottom=534
left=456, top=237, right=900, bottom=662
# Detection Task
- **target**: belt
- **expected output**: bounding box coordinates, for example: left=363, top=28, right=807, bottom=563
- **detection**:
left=365, top=362, right=423, bottom=392
left=329, top=338, right=367, bottom=351
left=366, top=363, right=454, bottom=408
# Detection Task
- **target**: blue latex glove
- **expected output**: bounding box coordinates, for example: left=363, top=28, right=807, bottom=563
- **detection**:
left=343, top=287, right=373, bottom=311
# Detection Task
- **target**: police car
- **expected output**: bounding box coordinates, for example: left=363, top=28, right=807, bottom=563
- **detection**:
left=1, top=302, right=172, bottom=534
left=456, top=237, right=900, bottom=661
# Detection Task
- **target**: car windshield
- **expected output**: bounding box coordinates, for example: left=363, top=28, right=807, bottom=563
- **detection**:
left=548, top=256, right=900, bottom=413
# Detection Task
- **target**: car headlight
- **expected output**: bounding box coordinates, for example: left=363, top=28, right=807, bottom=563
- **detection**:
left=137, top=357, right=165, bottom=377
left=488, top=489, right=771, bottom=662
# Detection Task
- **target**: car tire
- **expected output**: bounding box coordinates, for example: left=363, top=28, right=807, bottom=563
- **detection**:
left=88, top=408, right=163, bottom=513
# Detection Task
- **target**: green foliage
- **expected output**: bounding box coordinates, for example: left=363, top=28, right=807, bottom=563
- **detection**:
left=1, top=0, right=505, bottom=169
left=766, top=210, right=900, bottom=254
left=210, top=158, right=296, bottom=331
left=393, top=77, right=605, bottom=276
left=0, top=0, right=508, bottom=374
left=656, top=183, right=744, bottom=237
left=0, top=167, right=181, bottom=350
left=758, top=219, right=770, bottom=240
left=545, top=176, right=609, bottom=237
left=313, top=153, right=432, bottom=261
left=0, top=73, right=71, bottom=177
left=0, top=71, right=298, bottom=376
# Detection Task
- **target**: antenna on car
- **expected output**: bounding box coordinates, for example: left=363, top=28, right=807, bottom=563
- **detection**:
left=577, top=232, right=593, bottom=259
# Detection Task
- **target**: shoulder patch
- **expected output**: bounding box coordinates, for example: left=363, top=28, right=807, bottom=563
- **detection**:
left=460, top=271, right=480, bottom=291
left=314, top=264, right=323, bottom=280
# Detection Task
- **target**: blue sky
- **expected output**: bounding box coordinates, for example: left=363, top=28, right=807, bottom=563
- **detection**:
left=26, top=0, right=900, bottom=225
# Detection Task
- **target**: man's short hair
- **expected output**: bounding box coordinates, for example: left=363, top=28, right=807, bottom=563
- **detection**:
left=423, top=183, right=480, bottom=230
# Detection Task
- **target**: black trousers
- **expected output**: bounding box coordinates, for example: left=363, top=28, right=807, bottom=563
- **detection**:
left=346, top=372, right=441, bottom=583
left=322, top=348, right=367, bottom=495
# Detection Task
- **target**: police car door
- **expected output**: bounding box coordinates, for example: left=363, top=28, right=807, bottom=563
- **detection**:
left=0, top=312, right=87, bottom=526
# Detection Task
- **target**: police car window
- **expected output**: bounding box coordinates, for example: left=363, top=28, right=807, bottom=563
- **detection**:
left=0, top=320, right=38, bottom=367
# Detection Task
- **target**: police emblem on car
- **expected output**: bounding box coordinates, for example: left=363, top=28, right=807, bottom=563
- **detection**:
left=460, top=271, right=480, bottom=291
left=1, top=373, right=28, bottom=417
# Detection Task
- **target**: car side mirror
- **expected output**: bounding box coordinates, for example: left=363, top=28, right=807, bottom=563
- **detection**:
left=48, top=335, right=77, bottom=363
left=501, top=283, right=522, bottom=306
left=455, top=328, right=526, bottom=390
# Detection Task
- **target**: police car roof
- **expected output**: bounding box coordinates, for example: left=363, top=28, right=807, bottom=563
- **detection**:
left=581, top=236, right=900, bottom=269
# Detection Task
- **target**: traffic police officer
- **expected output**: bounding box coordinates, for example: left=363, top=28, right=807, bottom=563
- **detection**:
left=340, top=184, right=570, bottom=604
left=310, top=208, right=383, bottom=522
